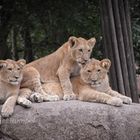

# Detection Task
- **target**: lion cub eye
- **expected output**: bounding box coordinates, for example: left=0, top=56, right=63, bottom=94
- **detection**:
left=17, top=67, right=20, bottom=70
left=87, top=70, right=91, bottom=73
left=79, top=49, right=83, bottom=52
left=88, top=49, right=90, bottom=52
left=8, top=68, right=12, bottom=71
left=97, top=69, right=101, bottom=72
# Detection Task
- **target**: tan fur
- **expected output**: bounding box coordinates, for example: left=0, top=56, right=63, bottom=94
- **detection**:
left=0, top=59, right=26, bottom=118
left=43, top=58, right=132, bottom=106
left=18, top=36, right=96, bottom=106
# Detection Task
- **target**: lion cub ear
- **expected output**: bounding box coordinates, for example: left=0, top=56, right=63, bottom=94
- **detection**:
left=17, top=59, right=26, bottom=68
left=0, top=60, right=7, bottom=69
left=88, top=38, right=96, bottom=48
left=100, top=59, right=111, bottom=70
left=68, top=36, right=78, bottom=48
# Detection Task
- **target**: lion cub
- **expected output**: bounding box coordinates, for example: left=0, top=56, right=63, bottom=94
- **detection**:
left=18, top=36, right=96, bottom=103
left=42, top=58, right=132, bottom=106
left=72, top=58, right=132, bottom=106
left=0, top=59, right=26, bottom=118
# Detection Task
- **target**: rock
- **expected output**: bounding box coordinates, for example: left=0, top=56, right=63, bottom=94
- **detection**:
left=0, top=101, right=140, bottom=140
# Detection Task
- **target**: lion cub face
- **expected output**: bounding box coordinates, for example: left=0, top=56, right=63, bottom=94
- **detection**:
left=80, top=58, right=111, bottom=87
left=69, top=36, right=96, bottom=65
left=0, top=59, right=26, bottom=85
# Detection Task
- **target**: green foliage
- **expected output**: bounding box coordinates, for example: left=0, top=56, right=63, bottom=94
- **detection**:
left=4, top=0, right=101, bottom=59
left=2, top=0, right=140, bottom=65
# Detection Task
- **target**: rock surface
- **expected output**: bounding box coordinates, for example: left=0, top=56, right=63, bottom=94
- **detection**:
left=0, top=101, right=140, bottom=140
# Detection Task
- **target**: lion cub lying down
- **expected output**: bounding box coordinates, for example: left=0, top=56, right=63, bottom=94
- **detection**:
left=0, top=59, right=26, bottom=118
left=42, top=58, right=132, bottom=106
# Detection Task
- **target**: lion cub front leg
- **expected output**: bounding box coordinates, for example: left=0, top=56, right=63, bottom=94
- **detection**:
left=57, top=67, right=76, bottom=101
left=79, top=88, right=123, bottom=107
left=106, top=89, right=132, bottom=104
left=17, top=88, right=32, bottom=108
left=22, top=66, right=59, bottom=102
left=1, top=95, right=17, bottom=118
left=42, top=82, right=63, bottom=100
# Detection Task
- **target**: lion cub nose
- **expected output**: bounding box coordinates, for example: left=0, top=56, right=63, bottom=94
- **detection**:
left=14, top=76, right=19, bottom=79
left=92, top=80, right=97, bottom=83
left=84, top=59, right=88, bottom=63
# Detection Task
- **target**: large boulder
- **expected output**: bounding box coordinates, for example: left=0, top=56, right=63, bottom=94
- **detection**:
left=0, top=101, right=140, bottom=140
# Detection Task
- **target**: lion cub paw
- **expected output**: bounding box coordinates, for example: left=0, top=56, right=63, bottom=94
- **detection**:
left=17, top=98, right=32, bottom=108
left=120, top=96, right=132, bottom=104
left=44, top=95, right=60, bottom=101
left=107, top=97, right=123, bottom=107
left=1, top=106, right=14, bottom=118
left=30, top=92, right=43, bottom=103
left=63, top=93, right=76, bottom=101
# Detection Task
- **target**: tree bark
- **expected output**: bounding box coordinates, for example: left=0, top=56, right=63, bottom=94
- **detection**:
left=0, top=0, right=16, bottom=59
left=23, top=26, right=34, bottom=63
left=100, top=0, right=139, bottom=102
left=100, top=0, right=118, bottom=91
left=0, top=31, right=11, bottom=59
left=11, top=26, right=19, bottom=60
left=0, top=14, right=11, bottom=59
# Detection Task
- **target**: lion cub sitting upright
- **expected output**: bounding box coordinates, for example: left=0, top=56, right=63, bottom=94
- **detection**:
left=17, top=36, right=96, bottom=106
left=0, top=59, right=26, bottom=118
left=43, top=58, right=132, bottom=106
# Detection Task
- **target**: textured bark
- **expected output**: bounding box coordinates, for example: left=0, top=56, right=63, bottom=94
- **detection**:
left=11, top=27, right=19, bottom=60
left=100, top=0, right=139, bottom=102
left=0, top=101, right=140, bottom=140
left=23, top=26, right=34, bottom=63
left=0, top=0, right=15, bottom=60
left=100, top=0, right=118, bottom=91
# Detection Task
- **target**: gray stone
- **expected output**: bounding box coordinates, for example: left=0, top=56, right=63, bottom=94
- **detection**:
left=0, top=101, right=140, bottom=140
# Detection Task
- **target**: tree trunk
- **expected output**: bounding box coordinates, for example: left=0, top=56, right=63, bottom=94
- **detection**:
left=11, top=26, right=19, bottom=60
left=0, top=32, right=11, bottom=59
left=0, top=16, right=12, bottom=59
left=0, top=0, right=16, bottom=60
left=23, top=26, right=34, bottom=63
left=100, top=0, right=139, bottom=102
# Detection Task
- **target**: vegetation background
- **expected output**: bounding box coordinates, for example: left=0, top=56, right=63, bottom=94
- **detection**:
left=0, top=0, right=139, bottom=72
